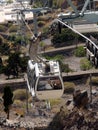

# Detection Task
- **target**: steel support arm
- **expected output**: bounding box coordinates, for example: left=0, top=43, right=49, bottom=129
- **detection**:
left=81, top=0, right=90, bottom=16
left=67, top=0, right=79, bottom=16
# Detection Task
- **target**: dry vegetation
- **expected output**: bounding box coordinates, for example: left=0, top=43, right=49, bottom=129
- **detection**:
left=13, top=89, right=30, bottom=100
left=64, top=82, right=75, bottom=94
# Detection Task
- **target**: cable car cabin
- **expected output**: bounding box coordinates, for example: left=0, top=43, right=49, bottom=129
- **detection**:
left=27, top=59, right=64, bottom=100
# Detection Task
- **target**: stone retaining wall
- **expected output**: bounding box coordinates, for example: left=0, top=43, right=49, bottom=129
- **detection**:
left=0, top=79, right=27, bottom=92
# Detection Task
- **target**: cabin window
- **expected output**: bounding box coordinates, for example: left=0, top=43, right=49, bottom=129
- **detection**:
left=37, top=77, right=62, bottom=91
left=33, top=73, right=37, bottom=89
left=27, top=68, right=35, bottom=89
left=96, top=50, right=98, bottom=58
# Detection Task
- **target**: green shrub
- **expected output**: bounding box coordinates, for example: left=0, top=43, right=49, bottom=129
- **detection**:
left=39, top=41, right=45, bottom=47
left=44, top=54, right=64, bottom=61
left=42, top=26, right=48, bottom=32
left=13, top=89, right=30, bottom=100
left=75, top=46, right=86, bottom=57
left=51, top=28, right=79, bottom=47
left=60, top=63, right=72, bottom=73
left=0, top=42, right=10, bottom=55
left=38, top=21, right=45, bottom=27
left=64, top=82, right=75, bottom=94
left=80, top=58, right=92, bottom=71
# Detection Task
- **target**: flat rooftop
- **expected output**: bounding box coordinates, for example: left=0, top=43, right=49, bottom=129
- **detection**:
left=73, top=23, right=98, bottom=33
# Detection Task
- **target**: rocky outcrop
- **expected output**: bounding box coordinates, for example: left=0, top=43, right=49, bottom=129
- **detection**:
left=47, top=89, right=98, bottom=130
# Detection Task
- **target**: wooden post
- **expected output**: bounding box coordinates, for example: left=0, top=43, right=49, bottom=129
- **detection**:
left=26, top=85, right=29, bottom=113
left=89, top=73, right=92, bottom=103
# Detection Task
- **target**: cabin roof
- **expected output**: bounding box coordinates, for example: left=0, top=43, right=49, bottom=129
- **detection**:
left=28, top=60, right=61, bottom=77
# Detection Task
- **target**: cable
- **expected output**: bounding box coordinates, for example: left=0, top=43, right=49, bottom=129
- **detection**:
left=14, top=1, right=34, bottom=37
left=56, top=18, right=98, bottom=50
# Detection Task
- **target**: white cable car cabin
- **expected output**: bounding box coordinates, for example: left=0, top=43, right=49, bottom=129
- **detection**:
left=27, top=59, right=64, bottom=100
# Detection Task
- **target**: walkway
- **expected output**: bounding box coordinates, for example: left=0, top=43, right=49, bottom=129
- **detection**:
left=38, top=43, right=85, bottom=55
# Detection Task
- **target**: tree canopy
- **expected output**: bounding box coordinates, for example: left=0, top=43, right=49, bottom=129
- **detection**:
left=2, top=86, right=13, bottom=119
left=51, top=28, right=79, bottom=47
left=3, top=52, right=28, bottom=78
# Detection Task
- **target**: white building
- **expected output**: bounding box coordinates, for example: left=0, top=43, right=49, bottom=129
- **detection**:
left=0, top=1, right=33, bottom=23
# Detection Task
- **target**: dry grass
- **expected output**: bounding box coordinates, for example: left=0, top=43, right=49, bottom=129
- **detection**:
left=86, top=76, right=98, bottom=86
left=28, top=96, right=33, bottom=103
left=45, top=46, right=55, bottom=51
left=15, top=109, right=25, bottom=117
left=51, top=107, right=60, bottom=113
left=13, top=99, right=23, bottom=106
left=64, top=82, right=75, bottom=94
left=49, top=98, right=61, bottom=107
left=49, top=98, right=65, bottom=113
left=13, top=89, right=30, bottom=101
left=91, top=76, right=98, bottom=86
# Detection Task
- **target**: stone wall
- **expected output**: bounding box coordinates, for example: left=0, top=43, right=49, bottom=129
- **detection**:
left=0, top=79, right=27, bottom=92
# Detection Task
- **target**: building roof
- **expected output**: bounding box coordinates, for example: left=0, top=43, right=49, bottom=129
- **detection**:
left=73, top=23, right=98, bottom=33
left=0, top=2, right=33, bottom=23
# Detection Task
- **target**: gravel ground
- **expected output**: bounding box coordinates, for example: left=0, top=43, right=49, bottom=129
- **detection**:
left=64, top=55, right=82, bottom=72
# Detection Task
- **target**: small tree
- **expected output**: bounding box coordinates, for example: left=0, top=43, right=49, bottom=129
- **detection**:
left=2, top=86, right=13, bottom=119
left=19, top=56, right=28, bottom=72
left=3, top=65, right=12, bottom=79
left=7, top=52, right=21, bottom=78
